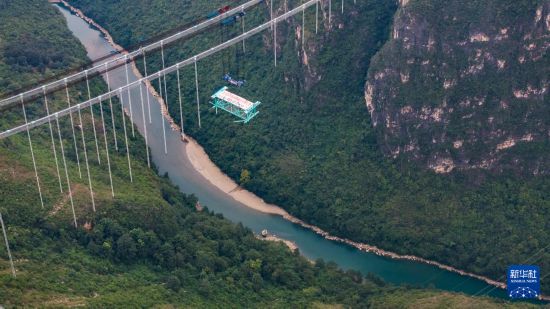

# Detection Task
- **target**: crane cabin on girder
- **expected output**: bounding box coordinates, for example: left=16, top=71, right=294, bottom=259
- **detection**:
left=210, top=86, right=260, bottom=123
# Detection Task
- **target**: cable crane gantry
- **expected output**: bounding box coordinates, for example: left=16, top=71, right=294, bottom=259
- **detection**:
left=211, top=86, right=260, bottom=123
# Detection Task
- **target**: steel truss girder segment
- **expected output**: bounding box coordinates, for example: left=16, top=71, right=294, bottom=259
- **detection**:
left=210, top=97, right=260, bottom=123
left=0, top=0, right=320, bottom=139
left=0, top=0, right=265, bottom=110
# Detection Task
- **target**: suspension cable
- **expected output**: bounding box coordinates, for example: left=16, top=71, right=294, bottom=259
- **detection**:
left=270, top=0, right=274, bottom=31
left=159, top=76, right=168, bottom=154
left=160, top=41, right=170, bottom=155
left=142, top=49, right=153, bottom=124
left=329, top=0, right=332, bottom=24
left=85, top=70, right=101, bottom=164
left=274, top=19, right=277, bottom=66
left=76, top=95, right=96, bottom=212
left=43, top=87, right=63, bottom=193
left=104, top=63, right=119, bottom=151
left=119, top=89, right=133, bottom=182
left=98, top=95, right=115, bottom=197
left=0, top=0, right=321, bottom=139
left=302, top=3, right=306, bottom=46
left=0, top=0, right=266, bottom=110
left=316, top=0, right=319, bottom=33
left=138, top=71, right=151, bottom=168
left=124, top=55, right=136, bottom=137
left=64, top=80, right=82, bottom=178
left=176, top=65, right=185, bottom=139
left=21, top=97, right=44, bottom=209
left=0, top=213, right=15, bottom=278
left=194, top=57, right=201, bottom=128
left=160, top=41, right=169, bottom=104
left=158, top=69, right=168, bottom=155
left=55, top=114, right=77, bottom=227
left=242, top=6, right=246, bottom=53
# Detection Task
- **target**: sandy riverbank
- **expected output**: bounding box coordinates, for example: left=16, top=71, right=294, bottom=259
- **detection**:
left=58, top=2, right=550, bottom=301
left=257, top=234, right=298, bottom=252
left=58, top=0, right=289, bottom=217
left=185, top=137, right=289, bottom=216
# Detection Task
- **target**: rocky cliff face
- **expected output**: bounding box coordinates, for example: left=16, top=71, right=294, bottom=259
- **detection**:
left=366, top=0, right=549, bottom=175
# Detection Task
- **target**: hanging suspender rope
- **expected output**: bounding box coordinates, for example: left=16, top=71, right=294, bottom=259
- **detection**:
left=160, top=42, right=170, bottom=149
left=274, top=18, right=277, bottom=67
left=124, top=55, right=136, bottom=137
left=194, top=57, right=201, bottom=128
left=0, top=213, right=15, bottom=278
left=316, top=0, right=319, bottom=34
left=104, top=63, right=119, bottom=151
left=1, top=0, right=326, bottom=140
left=55, top=114, right=77, bottom=227
left=270, top=0, right=274, bottom=32
left=76, top=93, right=96, bottom=212
left=21, top=97, right=44, bottom=209
left=176, top=65, right=185, bottom=139
left=98, top=95, right=115, bottom=197
left=138, top=72, right=151, bottom=168
left=85, top=70, right=101, bottom=164
left=1, top=0, right=267, bottom=110
left=302, top=3, right=306, bottom=46
left=242, top=6, right=246, bottom=53
left=158, top=73, right=168, bottom=155
left=220, top=25, right=225, bottom=74
left=226, top=29, right=231, bottom=74
left=341, top=0, right=344, bottom=14
left=159, top=41, right=168, bottom=154
left=43, top=87, right=63, bottom=193
left=142, top=49, right=153, bottom=124
left=64, top=80, right=82, bottom=178
left=329, top=0, right=332, bottom=24
left=119, top=89, right=133, bottom=182
left=160, top=41, right=168, bottom=101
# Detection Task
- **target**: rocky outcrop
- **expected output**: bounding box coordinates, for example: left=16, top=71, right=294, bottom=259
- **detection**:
left=365, top=0, right=549, bottom=175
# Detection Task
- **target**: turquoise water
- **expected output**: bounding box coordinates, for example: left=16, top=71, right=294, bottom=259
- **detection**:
left=56, top=4, right=509, bottom=299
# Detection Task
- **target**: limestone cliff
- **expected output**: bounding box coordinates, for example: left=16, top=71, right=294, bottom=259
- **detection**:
left=366, top=0, right=549, bottom=175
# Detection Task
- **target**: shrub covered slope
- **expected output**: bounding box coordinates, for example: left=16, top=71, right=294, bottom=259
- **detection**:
left=67, top=0, right=550, bottom=296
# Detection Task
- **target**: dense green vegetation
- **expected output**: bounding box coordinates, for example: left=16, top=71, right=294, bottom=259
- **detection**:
left=0, top=0, right=397, bottom=306
left=68, top=0, right=550, bottom=297
left=368, top=290, right=540, bottom=309
left=1, top=0, right=528, bottom=307
left=0, top=0, right=545, bottom=308
left=0, top=0, right=86, bottom=94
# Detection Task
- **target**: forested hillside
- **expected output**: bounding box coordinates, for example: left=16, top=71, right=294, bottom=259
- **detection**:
left=0, top=0, right=531, bottom=307
left=67, top=0, right=549, bottom=297
left=0, top=0, right=445, bottom=307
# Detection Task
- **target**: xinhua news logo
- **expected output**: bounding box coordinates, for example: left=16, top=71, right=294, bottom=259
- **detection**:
left=507, top=265, right=540, bottom=299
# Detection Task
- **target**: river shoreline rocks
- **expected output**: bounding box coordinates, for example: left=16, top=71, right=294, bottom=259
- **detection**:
left=256, top=233, right=298, bottom=252
left=281, top=214, right=509, bottom=290
left=56, top=1, right=550, bottom=301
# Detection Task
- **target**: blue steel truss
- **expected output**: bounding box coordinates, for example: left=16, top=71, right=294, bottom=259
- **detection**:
left=210, top=86, right=260, bottom=123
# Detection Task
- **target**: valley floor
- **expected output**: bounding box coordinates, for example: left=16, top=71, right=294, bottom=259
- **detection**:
left=185, top=135, right=289, bottom=216
left=58, top=0, right=531, bottom=298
